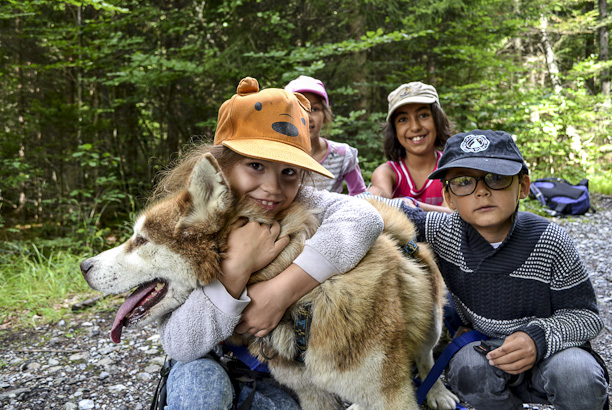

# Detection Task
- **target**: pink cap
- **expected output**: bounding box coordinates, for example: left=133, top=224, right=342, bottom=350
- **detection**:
left=284, top=75, right=330, bottom=107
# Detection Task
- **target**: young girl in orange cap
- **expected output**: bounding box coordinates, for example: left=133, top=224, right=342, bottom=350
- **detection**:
left=156, top=77, right=384, bottom=409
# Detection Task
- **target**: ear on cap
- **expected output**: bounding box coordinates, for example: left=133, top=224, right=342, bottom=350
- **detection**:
left=237, top=77, right=259, bottom=95
left=293, top=92, right=311, bottom=112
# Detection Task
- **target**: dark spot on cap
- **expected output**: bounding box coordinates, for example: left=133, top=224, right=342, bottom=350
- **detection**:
left=272, top=122, right=299, bottom=137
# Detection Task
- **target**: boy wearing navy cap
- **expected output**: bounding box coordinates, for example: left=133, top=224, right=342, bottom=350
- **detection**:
left=385, top=130, right=608, bottom=408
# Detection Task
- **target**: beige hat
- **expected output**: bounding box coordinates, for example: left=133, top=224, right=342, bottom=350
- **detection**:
left=386, top=82, right=439, bottom=121
left=214, top=77, right=333, bottom=179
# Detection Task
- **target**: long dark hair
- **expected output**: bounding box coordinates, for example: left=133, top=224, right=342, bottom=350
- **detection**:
left=382, top=102, right=454, bottom=162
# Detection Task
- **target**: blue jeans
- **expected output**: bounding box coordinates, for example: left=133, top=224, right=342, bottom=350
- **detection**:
left=165, top=357, right=300, bottom=410
left=446, top=342, right=608, bottom=410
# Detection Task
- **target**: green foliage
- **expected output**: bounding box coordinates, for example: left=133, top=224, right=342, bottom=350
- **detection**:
left=589, top=172, right=612, bottom=195
left=0, top=0, right=610, bottom=265
left=0, top=243, right=95, bottom=327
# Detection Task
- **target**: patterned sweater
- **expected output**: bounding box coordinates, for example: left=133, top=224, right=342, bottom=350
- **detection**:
left=307, top=139, right=366, bottom=196
left=400, top=204, right=603, bottom=363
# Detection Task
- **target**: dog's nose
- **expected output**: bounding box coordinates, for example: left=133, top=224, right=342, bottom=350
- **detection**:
left=80, top=258, right=94, bottom=276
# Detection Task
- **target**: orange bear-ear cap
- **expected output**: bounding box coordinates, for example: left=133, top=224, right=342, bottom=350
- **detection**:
left=214, top=76, right=333, bottom=179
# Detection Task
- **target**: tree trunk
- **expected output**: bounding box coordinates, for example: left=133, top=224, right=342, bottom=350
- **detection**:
left=349, top=10, right=369, bottom=113
left=585, top=1, right=596, bottom=93
left=599, top=0, right=610, bottom=97
left=540, top=14, right=563, bottom=93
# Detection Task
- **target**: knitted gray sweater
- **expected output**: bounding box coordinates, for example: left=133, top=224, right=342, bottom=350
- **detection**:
left=402, top=204, right=603, bottom=362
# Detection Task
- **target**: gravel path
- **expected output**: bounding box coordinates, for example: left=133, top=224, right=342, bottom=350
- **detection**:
left=1, top=194, right=611, bottom=410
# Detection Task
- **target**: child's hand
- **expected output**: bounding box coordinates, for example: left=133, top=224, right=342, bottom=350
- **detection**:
left=236, top=277, right=288, bottom=337
left=237, top=264, right=318, bottom=337
left=220, top=219, right=289, bottom=298
left=485, top=331, right=537, bottom=374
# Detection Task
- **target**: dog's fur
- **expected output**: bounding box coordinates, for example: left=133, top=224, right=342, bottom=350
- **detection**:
left=80, top=152, right=458, bottom=410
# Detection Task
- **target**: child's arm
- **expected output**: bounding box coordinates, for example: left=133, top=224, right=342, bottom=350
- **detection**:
left=158, top=282, right=246, bottom=362
left=341, top=145, right=367, bottom=196
left=235, top=264, right=317, bottom=337
left=219, top=219, right=289, bottom=298
left=158, top=220, right=288, bottom=362
left=488, top=224, right=603, bottom=371
left=367, top=163, right=396, bottom=197
left=485, top=331, right=538, bottom=374
left=344, top=163, right=367, bottom=196
left=416, top=201, right=454, bottom=214
left=238, top=187, right=384, bottom=336
left=525, top=226, right=603, bottom=358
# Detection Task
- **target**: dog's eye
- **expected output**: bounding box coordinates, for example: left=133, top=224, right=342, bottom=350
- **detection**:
left=133, top=235, right=148, bottom=247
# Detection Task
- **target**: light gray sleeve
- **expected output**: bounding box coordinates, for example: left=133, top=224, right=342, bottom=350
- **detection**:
left=158, top=280, right=249, bottom=362
left=294, top=186, right=384, bottom=282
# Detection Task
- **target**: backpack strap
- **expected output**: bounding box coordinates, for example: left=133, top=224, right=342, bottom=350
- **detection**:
left=225, top=343, right=270, bottom=373
left=416, top=329, right=488, bottom=406
left=529, top=184, right=548, bottom=207
left=149, top=356, right=175, bottom=410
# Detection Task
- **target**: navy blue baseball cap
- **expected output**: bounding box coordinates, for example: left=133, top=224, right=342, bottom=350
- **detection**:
left=429, top=129, right=529, bottom=180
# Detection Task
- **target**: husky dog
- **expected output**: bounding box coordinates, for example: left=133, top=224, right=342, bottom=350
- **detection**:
left=80, top=152, right=458, bottom=410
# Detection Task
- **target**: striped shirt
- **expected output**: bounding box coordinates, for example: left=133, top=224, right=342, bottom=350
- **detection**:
left=307, top=139, right=366, bottom=196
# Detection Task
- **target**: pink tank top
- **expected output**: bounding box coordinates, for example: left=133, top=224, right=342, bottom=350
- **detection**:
left=387, top=151, right=444, bottom=206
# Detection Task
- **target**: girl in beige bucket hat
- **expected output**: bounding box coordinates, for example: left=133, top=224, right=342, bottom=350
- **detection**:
left=155, top=77, right=385, bottom=409
left=368, top=81, right=454, bottom=213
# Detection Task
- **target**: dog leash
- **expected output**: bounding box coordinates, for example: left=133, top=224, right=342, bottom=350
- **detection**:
left=415, top=329, right=488, bottom=406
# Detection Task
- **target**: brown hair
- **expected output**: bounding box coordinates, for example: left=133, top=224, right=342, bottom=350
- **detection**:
left=382, top=102, right=454, bottom=162
left=149, top=144, right=311, bottom=205
left=149, top=145, right=242, bottom=204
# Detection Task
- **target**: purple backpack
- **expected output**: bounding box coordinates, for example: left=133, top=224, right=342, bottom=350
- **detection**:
left=529, top=177, right=591, bottom=216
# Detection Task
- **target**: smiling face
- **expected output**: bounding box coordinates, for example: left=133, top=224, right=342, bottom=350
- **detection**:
left=227, top=156, right=301, bottom=216
left=393, top=103, right=437, bottom=158
left=443, top=168, right=531, bottom=243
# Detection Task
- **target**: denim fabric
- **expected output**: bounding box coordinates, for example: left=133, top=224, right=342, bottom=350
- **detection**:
left=165, top=357, right=300, bottom=410
left=446, top=342, right=608, bottom=410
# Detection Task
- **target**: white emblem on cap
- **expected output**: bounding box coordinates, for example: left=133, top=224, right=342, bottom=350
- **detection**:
left=399, top=86, right=413, bottom=97
left=461, top=135, right=490, bottom=153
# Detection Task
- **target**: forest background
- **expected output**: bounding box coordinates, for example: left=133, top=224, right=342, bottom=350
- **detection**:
left=0, top=0, right=611, bottom=326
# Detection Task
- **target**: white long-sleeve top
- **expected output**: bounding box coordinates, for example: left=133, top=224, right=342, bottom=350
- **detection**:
left=159, top=186, right=383, bottom=362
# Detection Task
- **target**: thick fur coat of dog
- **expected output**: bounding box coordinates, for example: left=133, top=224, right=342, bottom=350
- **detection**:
left=80, top=153, right=458, bottom=410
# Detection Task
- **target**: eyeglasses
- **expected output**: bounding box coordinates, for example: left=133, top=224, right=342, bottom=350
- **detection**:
left=445, top=173, right=515, bottom=196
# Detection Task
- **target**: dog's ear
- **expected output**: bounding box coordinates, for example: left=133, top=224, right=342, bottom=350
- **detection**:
left=176, top=153, right=232, bottom=233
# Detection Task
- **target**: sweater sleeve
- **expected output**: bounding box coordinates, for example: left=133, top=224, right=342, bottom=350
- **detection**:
left=158, top=280, right=249, bottom=362
left=294, top=186, right=384, bottom=283
left=342, top=146, right=366, bottom=196
left=519, top=224, right=603, bottom=361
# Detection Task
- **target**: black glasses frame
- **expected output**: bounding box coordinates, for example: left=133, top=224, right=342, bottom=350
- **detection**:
left=445, top=174, right=515, bottom=196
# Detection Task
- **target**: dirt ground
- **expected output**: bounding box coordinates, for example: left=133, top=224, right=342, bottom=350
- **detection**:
left=1, top=194, right=611, bottom=409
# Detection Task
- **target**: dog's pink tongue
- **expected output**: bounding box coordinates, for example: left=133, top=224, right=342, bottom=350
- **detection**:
left=110, top=282, right=157, bottom=343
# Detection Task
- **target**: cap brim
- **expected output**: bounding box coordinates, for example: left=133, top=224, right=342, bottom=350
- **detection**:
left=292, top=88, right=329, bottom=106
left=223, top=139, right=334, bottom=179
left=387, top=96, right=437, bottom=121
left=428, top=158, right=524, bottom=180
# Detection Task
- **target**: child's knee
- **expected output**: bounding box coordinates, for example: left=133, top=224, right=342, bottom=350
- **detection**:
left=539, top=348, right=608, bottom=407
left=447, top=342, right=502, bottom=393
left=167, top=358, right=233, bottom=408
left=178, top=357, right=227, bottom=378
